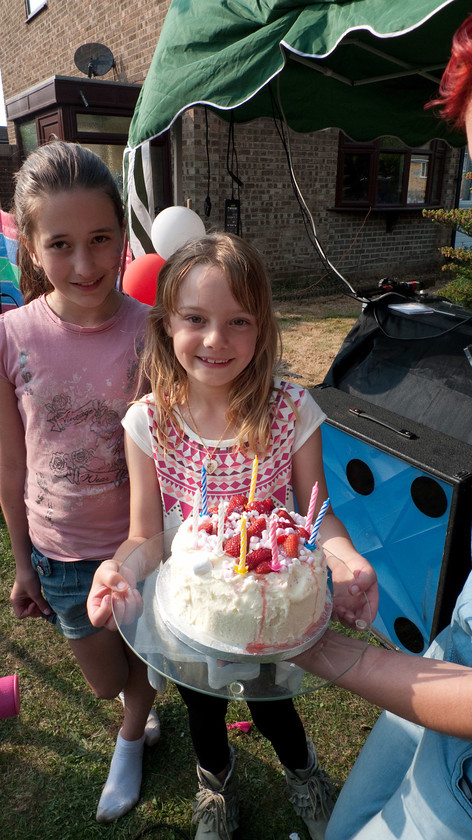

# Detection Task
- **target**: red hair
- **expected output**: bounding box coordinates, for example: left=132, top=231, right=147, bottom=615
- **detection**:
left=427, top=13, right=472, bottom=128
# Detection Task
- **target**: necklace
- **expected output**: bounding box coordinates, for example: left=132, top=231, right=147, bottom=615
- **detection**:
left=185, top=402, right=232, bottom=474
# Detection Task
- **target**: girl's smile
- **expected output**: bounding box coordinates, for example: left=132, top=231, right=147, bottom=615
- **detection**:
left=199, top=357, right=231, bottom=366
left=30, top=187, right=124, bottom=326
left=166, top=264, right=258, bottom=395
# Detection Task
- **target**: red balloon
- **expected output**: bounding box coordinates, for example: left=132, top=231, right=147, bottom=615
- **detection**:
left=122, top=253, right=165, bottom=305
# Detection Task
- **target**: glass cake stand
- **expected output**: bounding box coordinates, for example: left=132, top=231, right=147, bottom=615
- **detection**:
left=112, top=529, right=372, bottom=701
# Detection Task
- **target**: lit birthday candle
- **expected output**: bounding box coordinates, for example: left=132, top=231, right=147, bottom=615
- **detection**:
left=306, top=497, right=330, bottom=549
left=269, top=516, right=281, bottom=571
left=305, top=481, right=319, bottom=530
left=201, top=464, right=208, bottom=516
left=248, top=455, right=258, bottom=504
left=216, top=500, right=225, bottom=554
left=236, top=514, right=248, bottom=574
left=192, top=489, right=201, bottom=547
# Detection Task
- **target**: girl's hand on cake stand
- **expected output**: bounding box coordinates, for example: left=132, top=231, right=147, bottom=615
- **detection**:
left=292, top=435, right=378, bottom=628
left=111, top=584, right=144, bottom=628
left=325, top=549, right=378, bottom=629
left=87, top=559, right=141, bottom=631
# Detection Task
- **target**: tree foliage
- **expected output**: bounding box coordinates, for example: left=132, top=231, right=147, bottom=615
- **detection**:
left=423, top=200, right=472, bottom=309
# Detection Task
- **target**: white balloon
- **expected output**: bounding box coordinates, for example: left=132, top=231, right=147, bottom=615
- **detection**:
left=151, top=206, right=206, bottom=260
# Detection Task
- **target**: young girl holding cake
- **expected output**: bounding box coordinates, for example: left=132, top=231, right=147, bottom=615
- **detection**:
left=87, top=231, right=378, bottom=840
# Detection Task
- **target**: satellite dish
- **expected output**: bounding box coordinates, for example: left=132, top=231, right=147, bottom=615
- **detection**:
left=74, top=43, right=115, bottom=78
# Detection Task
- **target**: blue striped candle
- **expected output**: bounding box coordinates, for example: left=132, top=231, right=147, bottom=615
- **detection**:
left=192, top=489, right=201, bottom=547
left=201, top=465, right=208, bottom=516
left=306, top=497, right=330, bottom=549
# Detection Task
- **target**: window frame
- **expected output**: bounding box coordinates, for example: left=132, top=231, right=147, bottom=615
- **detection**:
left=25, top=0, right=47, bottom=21
left=335, top=133, right=446, bottom=211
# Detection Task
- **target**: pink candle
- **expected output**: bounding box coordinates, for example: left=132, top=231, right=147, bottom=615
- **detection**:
left=270, top=517, right=278, bottom=561
left=269, top=517, right=281, bottom=571
left=216, top=501, right=225, bottom=554
left=305, top=481, right=318, bottom=530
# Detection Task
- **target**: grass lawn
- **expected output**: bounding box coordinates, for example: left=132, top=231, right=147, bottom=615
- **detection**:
left=0, top=517, right=380, bottom=840
left=0, top=298, right=381, bottom=839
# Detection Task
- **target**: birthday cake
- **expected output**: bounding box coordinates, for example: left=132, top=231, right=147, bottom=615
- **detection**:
left=155, top=494, right=330, bottom=654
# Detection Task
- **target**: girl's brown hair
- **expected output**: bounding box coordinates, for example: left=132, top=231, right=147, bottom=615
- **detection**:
left=140, top=231, right=282, bottom=455
left=13, top=140, right=125, bottom=304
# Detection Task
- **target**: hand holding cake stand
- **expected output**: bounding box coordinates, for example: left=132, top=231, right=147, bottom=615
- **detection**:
left=112, top=529, right=371, bottom=701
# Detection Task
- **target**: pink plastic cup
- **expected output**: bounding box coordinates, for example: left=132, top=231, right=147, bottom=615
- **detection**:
left=0, top=675, right=20, bottom=718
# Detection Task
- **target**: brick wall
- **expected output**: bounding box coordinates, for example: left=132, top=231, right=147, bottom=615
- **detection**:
left=0, top=0, right=461, bottom=290
left=182, top=110, right=459, bottom=291
left=1, top=1, right=170, bottom=107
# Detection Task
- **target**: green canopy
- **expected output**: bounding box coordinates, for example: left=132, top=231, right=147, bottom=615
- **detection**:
left=125, top=0, right=470, bottom=255
left=129, top=0, right=470, bottom=148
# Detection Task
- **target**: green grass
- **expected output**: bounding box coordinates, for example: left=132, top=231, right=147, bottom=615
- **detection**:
left=277, top=311, right=360, bottom=326
left=0, top=517, right=380, bottom=840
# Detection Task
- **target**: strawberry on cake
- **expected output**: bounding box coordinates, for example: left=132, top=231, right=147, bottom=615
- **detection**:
left=155, top=494, right=330, bottom=655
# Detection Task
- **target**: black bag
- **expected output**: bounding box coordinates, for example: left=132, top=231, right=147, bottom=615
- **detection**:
left=323, top=292, right=472, bottom=445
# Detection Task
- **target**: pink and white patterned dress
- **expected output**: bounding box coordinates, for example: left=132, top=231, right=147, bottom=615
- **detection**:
left=122, top=378, right=326, bottom=530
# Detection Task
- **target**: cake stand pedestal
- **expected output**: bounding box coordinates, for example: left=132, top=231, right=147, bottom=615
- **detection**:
left=112, top=530, right=371, bottom=701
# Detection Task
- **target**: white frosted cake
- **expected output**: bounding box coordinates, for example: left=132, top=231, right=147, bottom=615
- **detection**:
left=156, top=494, right=330, bottom=654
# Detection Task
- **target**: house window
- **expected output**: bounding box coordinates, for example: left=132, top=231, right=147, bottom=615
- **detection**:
left=336, top=134, right=446, bottom=209
left=76, top=114, right=132, bottom=135
left=7, top=76, right=172, bottom=211
left=25, top=0, right=47, bottom=20
left=82, top=143, right=128, bottom=194
left=19, top=120, right=39, bottom=156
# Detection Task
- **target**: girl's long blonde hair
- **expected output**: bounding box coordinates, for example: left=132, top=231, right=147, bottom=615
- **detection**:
left=140, top=232, right=282, bottom=456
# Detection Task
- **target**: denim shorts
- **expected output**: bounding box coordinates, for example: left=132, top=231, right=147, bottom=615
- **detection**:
left=31, top=546, right=102, bottom=640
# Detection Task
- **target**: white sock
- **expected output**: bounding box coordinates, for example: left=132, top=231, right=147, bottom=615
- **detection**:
left=117, top=692, right=161, bottom=747
left=96, top=731, right=145, bottom=823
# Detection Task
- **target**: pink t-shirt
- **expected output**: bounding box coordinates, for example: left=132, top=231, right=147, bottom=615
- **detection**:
left=122, top=380, right=326, bottom=530
left=0, top=293, right=149, bottom=561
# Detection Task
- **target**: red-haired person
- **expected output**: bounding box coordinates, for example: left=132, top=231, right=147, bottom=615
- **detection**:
left=292, top=16, right=472, bottom=840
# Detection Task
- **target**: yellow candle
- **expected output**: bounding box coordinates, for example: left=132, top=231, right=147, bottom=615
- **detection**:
left=236, top=515, right=248, bottom=574
left=248, top=455, right=258, bottom=504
